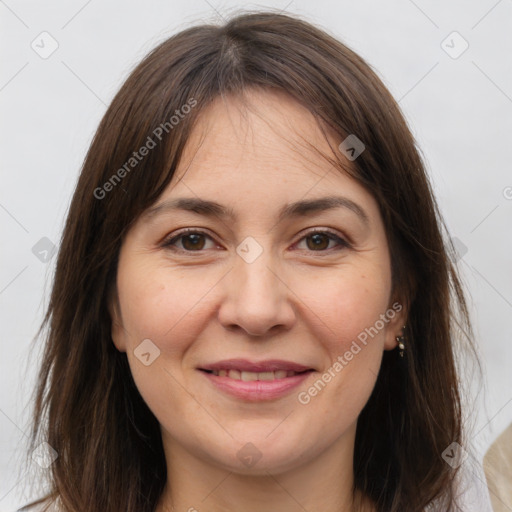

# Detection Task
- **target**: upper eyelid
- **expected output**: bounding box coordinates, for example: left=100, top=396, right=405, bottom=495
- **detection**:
left=163, top=227, right=349, bottom=249
left=163, top=228, right=219, bottom=246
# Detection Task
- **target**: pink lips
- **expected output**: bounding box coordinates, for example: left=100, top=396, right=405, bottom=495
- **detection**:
left=199, top=359, right=315, bottom=401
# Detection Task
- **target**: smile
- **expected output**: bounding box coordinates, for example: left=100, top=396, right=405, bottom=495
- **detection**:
left=198, top=359, right=315, bottom=401
left=205, top=369, right=303, bottom=380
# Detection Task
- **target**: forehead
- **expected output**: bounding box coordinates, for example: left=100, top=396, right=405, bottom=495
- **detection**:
left=172, top=89, right=360, bottom=192
left=145, top=89, right=381, bottom=228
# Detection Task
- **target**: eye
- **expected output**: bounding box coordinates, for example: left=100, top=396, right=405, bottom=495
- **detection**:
left=162, top=229, right=218, bottom=252
left=294, top=229, right=350, bottom=252
left=162, top=228, right=350, bottom=253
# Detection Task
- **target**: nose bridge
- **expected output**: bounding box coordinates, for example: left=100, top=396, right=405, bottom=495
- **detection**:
left=239, top=246, right=278, bottom=289
left=235, top=239, right=282, bottom=305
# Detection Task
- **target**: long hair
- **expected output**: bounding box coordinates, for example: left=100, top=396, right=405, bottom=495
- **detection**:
left=23, top=10, right=473, bottom=511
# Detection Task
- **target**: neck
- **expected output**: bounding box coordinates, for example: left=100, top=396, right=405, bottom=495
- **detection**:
left=156, top=423, right=375, bottom=512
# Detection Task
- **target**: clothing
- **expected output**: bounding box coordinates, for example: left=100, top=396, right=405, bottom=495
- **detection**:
left=457, top=457, right=495, bottom=512
left=484, top=422, right=512, bottom=511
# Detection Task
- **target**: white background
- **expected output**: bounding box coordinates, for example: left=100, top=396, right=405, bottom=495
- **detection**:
left=1, top=0, right=511, bottom=510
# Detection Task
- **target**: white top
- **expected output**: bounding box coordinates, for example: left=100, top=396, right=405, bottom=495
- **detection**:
left=457, top=457, right=494, bottom=512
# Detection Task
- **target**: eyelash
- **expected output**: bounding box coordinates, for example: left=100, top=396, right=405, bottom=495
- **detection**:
left=161, top=228, right=351, bottom=254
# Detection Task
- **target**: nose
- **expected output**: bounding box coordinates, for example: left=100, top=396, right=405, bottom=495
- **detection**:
left=217, top=248, right=296, bottom=337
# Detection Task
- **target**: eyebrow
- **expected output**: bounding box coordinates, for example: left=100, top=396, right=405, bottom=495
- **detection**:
left=143, top=195, right=369, bottom=226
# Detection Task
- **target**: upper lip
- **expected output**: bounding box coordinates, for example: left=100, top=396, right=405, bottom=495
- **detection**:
left=199, top=359, right=313, bottom=373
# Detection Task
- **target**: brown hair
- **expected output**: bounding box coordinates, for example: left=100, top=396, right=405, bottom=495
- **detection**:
left=24, top=10, right=474, bottom=511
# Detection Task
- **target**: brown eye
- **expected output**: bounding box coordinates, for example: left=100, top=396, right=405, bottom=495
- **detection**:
left=296, top=230, right=349, bottom=252
left=181, top=233, right=206, bottom=251
left=306, top=233, right=330, bottom=250
left=163, top=230, right=216, bottom=252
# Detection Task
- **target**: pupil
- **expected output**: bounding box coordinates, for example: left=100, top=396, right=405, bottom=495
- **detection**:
left=183, top=234, right=204, bottom=250
left=308, top=233, right=328, bottom=250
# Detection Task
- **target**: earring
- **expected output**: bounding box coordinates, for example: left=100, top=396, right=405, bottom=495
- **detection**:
left=396, top=326, right=406, bottom=358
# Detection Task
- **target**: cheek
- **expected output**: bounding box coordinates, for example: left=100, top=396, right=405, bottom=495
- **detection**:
left=291, top=264, right=392, bottom=408
left=115, top=262, right=216, bottom=424
left=296, top=263, right=392, bottom=347
left=117, top=262, right=219, bottom=352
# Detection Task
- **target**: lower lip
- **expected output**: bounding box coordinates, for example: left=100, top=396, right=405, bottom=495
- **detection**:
left=199, top=370, right=314, bottom=401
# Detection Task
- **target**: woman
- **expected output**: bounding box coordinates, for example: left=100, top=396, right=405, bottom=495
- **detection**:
left=23, top=10, right=481, bottom=512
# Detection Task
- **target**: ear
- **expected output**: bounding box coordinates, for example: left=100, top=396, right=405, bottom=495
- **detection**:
left=108, top=284, right=127, bottom=353
left=383, top=298, right=408, bottom=351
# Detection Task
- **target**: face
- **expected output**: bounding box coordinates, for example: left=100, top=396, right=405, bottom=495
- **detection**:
left=111, top=89, right=405, bottom=476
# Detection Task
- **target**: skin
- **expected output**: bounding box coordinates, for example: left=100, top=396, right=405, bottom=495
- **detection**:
left=110, top=88, right=406, bottom=512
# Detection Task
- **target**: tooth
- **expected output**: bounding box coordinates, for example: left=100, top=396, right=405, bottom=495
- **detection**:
left=275, top=370, right=287, bottom=379
left=228, top=369, right=241, bottom=380
left=286, top=371, right=297, bottom=378
left=212, top=370, right=219, bottom=376
left=218, top=370, right=227, bottom=377
left=258, top=371, right=275, bottom=381
left=241, top=371, right=258, bottom=381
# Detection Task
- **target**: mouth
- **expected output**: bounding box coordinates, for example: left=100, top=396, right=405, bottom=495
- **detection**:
left=200, top=369, right=311, bottom=380
left=198, top=359, right=315, bottom=401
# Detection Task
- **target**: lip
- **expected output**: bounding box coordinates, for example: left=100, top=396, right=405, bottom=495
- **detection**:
left=198, top=359, right=315, bottom=401
left=200, top=359, right=313, bottom=373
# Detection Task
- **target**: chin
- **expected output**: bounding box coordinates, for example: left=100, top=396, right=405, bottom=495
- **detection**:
left=202, top=428, right=319, bottom=476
